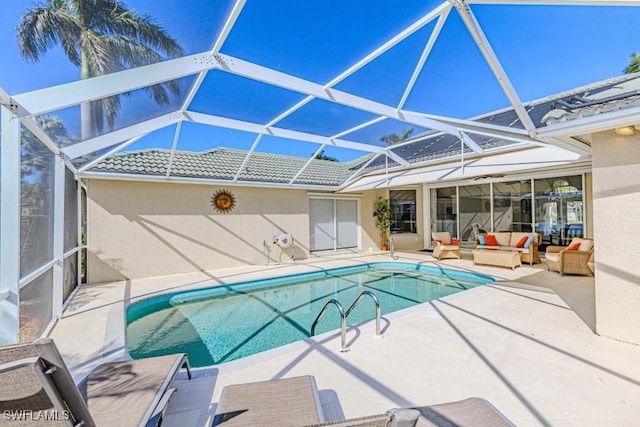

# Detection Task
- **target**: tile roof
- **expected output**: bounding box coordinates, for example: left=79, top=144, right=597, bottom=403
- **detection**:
left=540, top=73, right=640, bottom=126
left=89, top=147, right=372, bottom=187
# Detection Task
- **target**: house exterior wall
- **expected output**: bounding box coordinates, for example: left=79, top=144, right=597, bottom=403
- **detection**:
left=592, top=131, right=640, bottom=345
left=86, top=179, right=387, bottom=283
left=87, top=180, right=312, bottom=283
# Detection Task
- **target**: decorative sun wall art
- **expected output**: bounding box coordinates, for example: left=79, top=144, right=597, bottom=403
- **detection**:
left=211, top=189, right=236, bottom=214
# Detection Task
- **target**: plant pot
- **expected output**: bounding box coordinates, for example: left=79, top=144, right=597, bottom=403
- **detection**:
left=380, top=244, right=389, bottom=251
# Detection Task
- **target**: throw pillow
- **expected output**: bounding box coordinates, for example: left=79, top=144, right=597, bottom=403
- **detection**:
left=451, top=239, right=460, bottom=246
left=515, top=236, right=528, bottom=248
left=484, top=235, right=499, bottom=246
left=567, top=242, right=581, bottom=250
left=523, top=234, right=536, bottom=249
left=477, top=234, right=486, bottom=245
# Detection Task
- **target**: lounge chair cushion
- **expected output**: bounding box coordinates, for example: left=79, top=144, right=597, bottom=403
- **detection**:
left=213, top=376, right=324, bottom=426
left=412, top=397, right=514, bottom=427
left=80, top=354, right=187, bottom=427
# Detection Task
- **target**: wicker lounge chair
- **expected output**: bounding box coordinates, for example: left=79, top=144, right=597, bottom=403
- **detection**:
left=0, top=337, right=191, bottom=427
left=431, top=232, right=461, bottom=260
left=545, top=237, right=594, bottom=276
left=213, top=376, right=514, bottom=427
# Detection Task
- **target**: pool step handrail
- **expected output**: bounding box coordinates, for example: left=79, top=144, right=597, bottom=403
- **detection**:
left=311, top=291, right=382, bottom=352
left=345, top=290, right=382, bottom=337
left=311, top=299, right=348, bottom=352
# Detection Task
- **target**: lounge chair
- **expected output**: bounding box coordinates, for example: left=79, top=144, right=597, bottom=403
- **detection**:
left=431, top=231, right=461, bottom=260
left=0, top=337, right=191, bottom=427
left=213, top=376, right=514, bottom=427
left=545, top=237, right=594, bottom=276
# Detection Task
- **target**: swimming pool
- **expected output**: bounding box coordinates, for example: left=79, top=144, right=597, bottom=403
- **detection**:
left=126, top=262, right=493, bottom=367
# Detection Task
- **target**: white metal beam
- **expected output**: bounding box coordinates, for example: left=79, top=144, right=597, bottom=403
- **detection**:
left=265, top=96, right=315, bottom=127
left=165, top=121, right=183, bottom=177
left=449, top=0, right=538, bottom=134
left=206, top=52, right=481, bottom=149
left=78, top=134, right=148, bottom=172
left=63, top=112, right=182, bottom=159
left=233, top=133, right=262, bottom=181
left=13, top=52, right=218, bottom=117
left=290, top=144, right=327, bottom=184
left=0, top=105, right=21, bottom=344
left=211, top=0, right=246, bottom=54
left=397, top=7, right=451, bottom=110
left=179, top=0, right=247, bottom=113
left=339, top=154, right=383, bottom=189
left=401, top=110, right=565, bottom=150
left=263, top=3, right=448, bottom=130
left=330, top=116, right=387, bottom=139
left=185, top=111, right=401, bottom=158
left=52, top=154, right=65, bottom=317
left=325, top=2, right=451, bottom=88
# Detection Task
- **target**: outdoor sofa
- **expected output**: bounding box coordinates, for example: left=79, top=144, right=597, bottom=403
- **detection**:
left=212, top=375, right=515, bottom=427
left=475, top=231, right=541, bottom=265
left=0, top=337, right=191, bottom=427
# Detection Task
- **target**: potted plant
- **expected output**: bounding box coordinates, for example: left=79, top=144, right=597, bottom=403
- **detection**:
left=373, top=197, right=391, bottom=251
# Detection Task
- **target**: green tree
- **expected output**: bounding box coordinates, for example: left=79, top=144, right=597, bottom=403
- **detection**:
left=16, top=0, right=185, bottom=140
left=379, top=127, right=414, bottom=145
left=314, top=149, right=338, bottom=162
left=624, top=52, right=640, bottom=74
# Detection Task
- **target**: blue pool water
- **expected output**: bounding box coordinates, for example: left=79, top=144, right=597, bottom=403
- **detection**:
left=126, top=263, right=493, bottom=367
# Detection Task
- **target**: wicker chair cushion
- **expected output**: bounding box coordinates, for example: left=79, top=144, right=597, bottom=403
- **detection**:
left=571, top=238, right=593, bottom=252
left=431, top=232, right=452, bottom=245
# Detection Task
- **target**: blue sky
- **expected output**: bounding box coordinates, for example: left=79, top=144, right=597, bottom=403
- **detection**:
left=1, top=1, right=639, bottom=162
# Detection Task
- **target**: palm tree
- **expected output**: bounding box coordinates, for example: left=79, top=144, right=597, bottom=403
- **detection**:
left=379, top=127, right=414, bottom=145
left=17, top=0, right=185, bottom=140
left=624, top=52, right=640, bottom=74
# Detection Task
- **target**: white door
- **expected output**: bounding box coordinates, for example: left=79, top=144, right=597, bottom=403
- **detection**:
left=310, top=199, right=335, bottom=251
left=310, top=199, right=358, bottom=251
left=336, top=200, right=358, bottom=249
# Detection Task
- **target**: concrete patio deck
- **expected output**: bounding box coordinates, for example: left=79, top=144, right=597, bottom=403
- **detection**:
left=50, top=251, right=640, bottom=426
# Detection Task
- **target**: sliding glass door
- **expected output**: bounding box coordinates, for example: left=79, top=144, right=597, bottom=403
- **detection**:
left=309, top=198, right=358, bottom=251
left=429, top=174, right=584, bottom=250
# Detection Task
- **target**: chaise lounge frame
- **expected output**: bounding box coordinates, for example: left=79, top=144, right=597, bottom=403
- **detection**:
left=0, top=337, right=191, bottom=427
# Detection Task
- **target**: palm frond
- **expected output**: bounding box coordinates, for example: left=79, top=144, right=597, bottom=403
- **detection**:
left=16, top=4, right=82, bottom=65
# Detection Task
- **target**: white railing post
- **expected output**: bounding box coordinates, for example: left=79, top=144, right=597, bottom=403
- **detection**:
left=0, top=104, right=21, bottom=344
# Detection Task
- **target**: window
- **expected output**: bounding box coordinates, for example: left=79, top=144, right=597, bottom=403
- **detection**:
left=390, top=190, right=416, bottom=233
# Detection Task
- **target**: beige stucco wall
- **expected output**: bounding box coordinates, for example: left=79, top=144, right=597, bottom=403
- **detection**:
left=357, top=187, right=424, bottom=252
left=87, top=180, right=312, bottom=283
left=591, top=131, right=640, bottom=345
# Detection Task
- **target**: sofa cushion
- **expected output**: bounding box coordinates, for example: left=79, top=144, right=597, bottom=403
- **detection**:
left=492, top=232, right=511, bottom=247
left=523, top=234, right=536, bottom=249
left=484, top=235, right=499, bottom=246
left=515, top=236, right=528, bottom=248
left=509, top=232, right=527, bottom=247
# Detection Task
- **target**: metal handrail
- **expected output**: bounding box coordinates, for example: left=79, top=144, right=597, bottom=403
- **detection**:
left=310, top=299, right=347, bottom=352
left=345, top=290, right=381, bottom=337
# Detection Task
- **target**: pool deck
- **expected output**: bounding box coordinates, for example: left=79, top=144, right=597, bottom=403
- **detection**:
left=50, top=251, right=640, bottom=426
